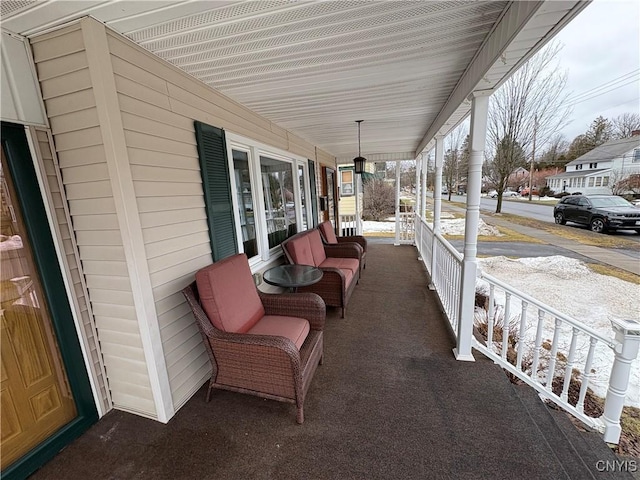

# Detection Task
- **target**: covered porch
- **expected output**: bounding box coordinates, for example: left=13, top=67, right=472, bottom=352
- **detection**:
left=29, top=243, right=622, bottom=480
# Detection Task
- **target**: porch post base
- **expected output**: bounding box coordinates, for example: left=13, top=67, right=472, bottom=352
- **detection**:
left=453, top=348, right=475, bottom=362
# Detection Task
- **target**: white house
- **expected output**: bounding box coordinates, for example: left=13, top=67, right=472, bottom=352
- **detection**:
left=546, top=134, right=640, bottom=195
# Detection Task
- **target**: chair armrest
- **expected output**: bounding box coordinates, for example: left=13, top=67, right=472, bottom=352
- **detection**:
left=259, top=292, right=326, bottom=331
left=323, top=242, right=362, bottom=259
left=337, top=236, right=367, bottom=251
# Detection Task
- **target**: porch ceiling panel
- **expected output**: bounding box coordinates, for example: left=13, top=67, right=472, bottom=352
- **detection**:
left=2, top=0, right=588, bottom=162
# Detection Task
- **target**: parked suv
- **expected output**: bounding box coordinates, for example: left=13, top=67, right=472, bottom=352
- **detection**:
left=553, top=195, right=640, bottom=234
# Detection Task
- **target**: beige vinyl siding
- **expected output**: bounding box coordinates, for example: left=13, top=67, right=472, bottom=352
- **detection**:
left=31, top=25, right=155, bottom=417
left=106, top=28, right=335, bottom=409
left=34, top=128, right=110, bottom=414
left=339, top=195, right=356, bottom=215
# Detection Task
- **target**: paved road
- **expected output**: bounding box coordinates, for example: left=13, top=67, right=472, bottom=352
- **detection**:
left=446, top=194, right=640, bottom=243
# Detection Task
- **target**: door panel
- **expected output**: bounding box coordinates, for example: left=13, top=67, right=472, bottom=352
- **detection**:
left=1, top=147, right=76, bottom=470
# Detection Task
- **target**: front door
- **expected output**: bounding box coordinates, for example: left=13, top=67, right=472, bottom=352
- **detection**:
left=1, top=123, right=96, bottom=479
left=322, top=167, right=338, bottom=224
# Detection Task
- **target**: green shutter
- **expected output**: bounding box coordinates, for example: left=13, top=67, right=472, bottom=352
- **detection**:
left=194, top=121, right=238, bottom=261
left=308, top=159, right=318, bottom=227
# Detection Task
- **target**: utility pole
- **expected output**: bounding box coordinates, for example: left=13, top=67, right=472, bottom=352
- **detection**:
left=528, top=115, right=538, bottom=201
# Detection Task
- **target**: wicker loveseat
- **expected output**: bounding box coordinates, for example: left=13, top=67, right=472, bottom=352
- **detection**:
left=281, top=228, right=360, bottom=317
left=318, top=220, right=367, bottom=273
left=182, top=253, right=325, bottom=424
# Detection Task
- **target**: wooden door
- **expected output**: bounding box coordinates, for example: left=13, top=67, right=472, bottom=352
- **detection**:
left=1, top=149, right=77, bottom=470
left=322, top=167, right=338, bottom=224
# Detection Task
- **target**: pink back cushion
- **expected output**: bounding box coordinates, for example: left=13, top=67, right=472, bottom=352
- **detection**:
left=319, top=221, right=338, bottom=244
left=286, top=235, right=315, bottom=266
left=307, top=230, right=327, bottom=266
left=195, top=254, right=265, bottom=333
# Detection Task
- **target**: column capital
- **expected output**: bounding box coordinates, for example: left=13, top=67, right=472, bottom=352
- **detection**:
left=467, top=89, right=494, bottom=101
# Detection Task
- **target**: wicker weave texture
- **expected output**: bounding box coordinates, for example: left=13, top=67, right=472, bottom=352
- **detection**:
left=182, top=280, right=324, bottom=423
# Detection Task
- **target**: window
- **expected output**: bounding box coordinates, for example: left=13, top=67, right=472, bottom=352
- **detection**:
left=633, top=149, right=640, bottom=163
left=602, top=176, right=609, bottom=186
left=196, top=122, right=313, bottom=264
left=595, top=177, right=602, bottom=186
left=340, top=169, right=354, bottom=196
left=581, top=177, right=585, bottom=187
left=576, top=164, right=582, bottom=170
left=261, top=155, right=297, bottom=250
left=589, top=162, right=598, bottom=169
left=232, top=149, right=258, bottom=259
left=588, top=177, right=594, bottom=187
left=298, top=165, right=309, bottom=231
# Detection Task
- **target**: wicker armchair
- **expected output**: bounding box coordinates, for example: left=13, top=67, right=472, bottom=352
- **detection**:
left=182, top=254, right=325, bottom=424
left=318, top=220, right=367, bottom=273
left=281, top=229, right=360, bottom=318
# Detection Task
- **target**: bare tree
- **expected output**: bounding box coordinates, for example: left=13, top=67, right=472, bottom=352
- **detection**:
left=486, top=41, right=572, bottom=212
left=612, top=113, right=640, bottom=139
left=442, top=124, right=468, bottom=200
left=362, top=178, right=395, bottom=221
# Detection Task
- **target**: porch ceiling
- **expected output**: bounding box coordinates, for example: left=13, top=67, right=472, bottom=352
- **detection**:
left=1, top=1, right=588, bottom=162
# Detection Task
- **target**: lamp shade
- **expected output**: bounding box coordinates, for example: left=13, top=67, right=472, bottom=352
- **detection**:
left=353, top=156, right=366, bottom=174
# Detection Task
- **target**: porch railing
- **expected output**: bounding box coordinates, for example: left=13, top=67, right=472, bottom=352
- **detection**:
left=415, top=213, right=639, bottom=444
left=398, top=212, right=415, bottom=243
left=339, top=214, right=360, bottom=236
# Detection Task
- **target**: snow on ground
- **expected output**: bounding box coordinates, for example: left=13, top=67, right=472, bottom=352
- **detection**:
left=478, top=255, right=640, bottom=407
left=362, top=217, right=640, bottom=406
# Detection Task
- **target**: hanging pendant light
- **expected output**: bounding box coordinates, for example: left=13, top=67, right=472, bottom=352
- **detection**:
left=353, top=120, right=366, bottom=174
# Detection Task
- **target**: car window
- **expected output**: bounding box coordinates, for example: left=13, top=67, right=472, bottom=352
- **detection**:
left=589, top=196, right=633, bottom=207
left=577, top=198, right=590, bottom=207
left=564, top=197, right=578, bottom=205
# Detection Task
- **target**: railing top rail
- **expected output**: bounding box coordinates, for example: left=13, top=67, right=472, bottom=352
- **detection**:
left=415, top=214, right=463, bottom=262
left=480, top=271, right=615, bottom=348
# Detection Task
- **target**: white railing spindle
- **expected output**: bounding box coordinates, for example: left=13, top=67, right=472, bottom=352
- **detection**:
left=516, top=301, right=528, bottom=370
left=577, top=337, right=597, bottom=413
left=561, top=327, right=579, bottom=402
left=545, top=318, right=562, bottom=391
left=530, top=310, right=546, bottom=384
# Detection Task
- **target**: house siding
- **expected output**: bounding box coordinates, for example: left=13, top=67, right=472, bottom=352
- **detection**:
left=30, top=16, right=337, bottom=419
left=31, top=24, right=156, bottom=417
left=33, top=127, right=111, bottom=414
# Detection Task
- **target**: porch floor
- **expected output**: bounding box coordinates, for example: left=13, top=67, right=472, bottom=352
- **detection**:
left=30, top=244, right=625, bottom=479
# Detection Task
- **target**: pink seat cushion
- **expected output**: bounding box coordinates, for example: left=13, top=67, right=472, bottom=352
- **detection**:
left=320, top=257, right=360, bottom=277
left=195, top=254, right=265, bottom=333
left=248, top=315, right=310, bottom=350
left=307, top=230, right=327, bottom=266
left=286, top=235, right=315, bottom=266
left=319, top=221, right=338, bottom=243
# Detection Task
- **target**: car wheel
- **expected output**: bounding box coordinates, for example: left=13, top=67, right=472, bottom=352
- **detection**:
left=590, top=217, right=606, bottom=233
left=554, top=212, right=566, bottom=225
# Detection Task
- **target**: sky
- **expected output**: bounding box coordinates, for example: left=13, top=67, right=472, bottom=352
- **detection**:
left=552, top=0, right=640, bottom=141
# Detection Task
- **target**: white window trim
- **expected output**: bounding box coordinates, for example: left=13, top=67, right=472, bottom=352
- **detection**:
left=225, top=131, right=309, bottom=268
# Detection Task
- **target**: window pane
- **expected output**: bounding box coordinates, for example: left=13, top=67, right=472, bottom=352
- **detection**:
left=260, top=156, right=296, bottom=249
left=588, top=177, right=594, bottom=187
left=232, top=150, right=257, bottom=258
left=298, top=165, right=308, bottom=231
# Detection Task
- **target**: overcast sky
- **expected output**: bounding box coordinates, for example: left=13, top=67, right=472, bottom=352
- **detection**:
left=553, top=0, right=640, bottom=141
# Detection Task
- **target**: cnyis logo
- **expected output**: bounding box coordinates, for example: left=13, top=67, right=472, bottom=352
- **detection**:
left=595, top=460, right=637, bottom=472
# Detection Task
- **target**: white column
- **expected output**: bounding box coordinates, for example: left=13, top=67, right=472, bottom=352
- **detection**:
left=420, top=152, right=428, bottom=220
left=354, top=171, right=362, bottom=235
left=602, top=319, right=640, bottom=443
left=430, top=137, right=444, bottom=285
left=414, top=155, right=421, bottom=220
left=455, top=90, right=492, bottom=362
left=394, top=160, right=401, bottom=245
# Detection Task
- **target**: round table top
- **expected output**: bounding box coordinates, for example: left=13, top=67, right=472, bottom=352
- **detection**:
left=263, top=264, right=323, bottom=289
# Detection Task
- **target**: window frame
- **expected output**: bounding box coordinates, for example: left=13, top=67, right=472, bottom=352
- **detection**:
left=339, top=167, right=355, bottom=196
left=225, top=132, right=311, bottom=266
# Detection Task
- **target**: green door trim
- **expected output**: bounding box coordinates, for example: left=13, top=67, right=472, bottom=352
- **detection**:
left=1, top=122, right=98, bottom=480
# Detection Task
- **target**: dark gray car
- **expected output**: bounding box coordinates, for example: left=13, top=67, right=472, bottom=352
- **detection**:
left=553, top=195, right=640, bottom=234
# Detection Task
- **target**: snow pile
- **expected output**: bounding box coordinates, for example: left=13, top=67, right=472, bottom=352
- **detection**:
left=478, top=255, right=640, bottom=407
left=437, top=218, right=502, bottom=236
left=363, top=216, right=500, bottom=236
